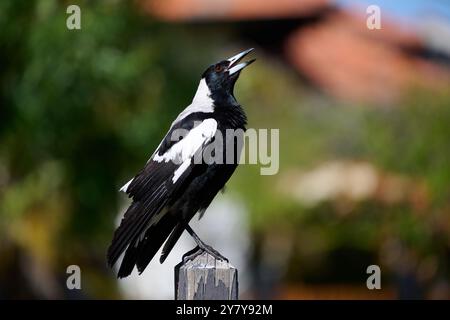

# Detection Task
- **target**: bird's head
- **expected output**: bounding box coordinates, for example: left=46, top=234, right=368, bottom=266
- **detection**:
left=201, top=48, right=255, bottom=103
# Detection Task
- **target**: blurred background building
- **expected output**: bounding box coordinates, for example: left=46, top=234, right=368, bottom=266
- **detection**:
left=0, top=0, right=449, bottom=299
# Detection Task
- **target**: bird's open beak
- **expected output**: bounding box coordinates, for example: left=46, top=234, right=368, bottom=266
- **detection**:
left=227, top=48, right=256, bottom=75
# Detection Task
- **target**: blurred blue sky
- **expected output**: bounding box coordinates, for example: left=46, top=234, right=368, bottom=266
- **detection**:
left=337, top=0, right=450, bottom=23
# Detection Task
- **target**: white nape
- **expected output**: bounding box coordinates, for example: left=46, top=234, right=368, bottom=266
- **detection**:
left=228, top=62, right=246, bottom=75
left=172, top=79, right=214, bottom=125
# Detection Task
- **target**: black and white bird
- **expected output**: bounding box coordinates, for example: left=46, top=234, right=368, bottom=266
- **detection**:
left=107, top=48, right=255, bottom=278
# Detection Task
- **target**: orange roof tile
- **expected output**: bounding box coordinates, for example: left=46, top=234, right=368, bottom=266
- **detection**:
left=285, top=11, right=450, bottom=103
left=141, top=0, right=330, bottom=21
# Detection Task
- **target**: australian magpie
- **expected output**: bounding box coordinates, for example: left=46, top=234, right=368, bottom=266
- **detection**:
left=107, top=48, right=255, bottom=278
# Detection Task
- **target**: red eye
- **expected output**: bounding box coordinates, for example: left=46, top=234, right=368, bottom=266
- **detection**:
left=215, top=64, right=223, bottom=72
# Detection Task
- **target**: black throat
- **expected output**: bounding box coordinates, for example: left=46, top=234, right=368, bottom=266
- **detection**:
left=212, top=95, right=247, bottom=131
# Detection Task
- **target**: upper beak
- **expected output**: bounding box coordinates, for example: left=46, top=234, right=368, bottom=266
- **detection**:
left=227, top=48, right=256, bottom=75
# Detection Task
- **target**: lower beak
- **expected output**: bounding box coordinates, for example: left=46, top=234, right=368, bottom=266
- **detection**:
left=227, top=48, right=256, bottom=75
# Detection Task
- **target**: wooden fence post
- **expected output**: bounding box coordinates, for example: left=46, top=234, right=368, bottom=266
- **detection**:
left=175, top=247, right=238, bottom=300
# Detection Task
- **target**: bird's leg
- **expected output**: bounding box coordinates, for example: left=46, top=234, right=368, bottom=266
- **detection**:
left=181, top=245, right=203, bottom=262
left=183, top=224, right=229, bottom=262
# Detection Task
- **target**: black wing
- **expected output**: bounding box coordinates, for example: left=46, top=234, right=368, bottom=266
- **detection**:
left=107, top=118, right=217, bottom=277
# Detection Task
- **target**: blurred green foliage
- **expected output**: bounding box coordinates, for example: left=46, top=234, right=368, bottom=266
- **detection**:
left=0, top=0, right=230, bottom=297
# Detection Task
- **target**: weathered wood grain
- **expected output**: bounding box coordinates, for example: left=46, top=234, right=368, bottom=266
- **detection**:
left=175, top=248, right=238, bottom=300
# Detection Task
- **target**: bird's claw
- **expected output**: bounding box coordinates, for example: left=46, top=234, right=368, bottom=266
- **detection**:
left=182, top=245, right=229, bottom=263
left=182, top=246, right=203, bottom=262
left=200, top=244, right=229, bottom=262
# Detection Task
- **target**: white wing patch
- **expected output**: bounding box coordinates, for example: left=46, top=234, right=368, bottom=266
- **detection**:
left=120, top=118, right=217, bottom=193
left=172, top=160, right=191, bottom=184
left=119, top=178, right=134, bottom=193
left=154, top=118, right=218, bottom=183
